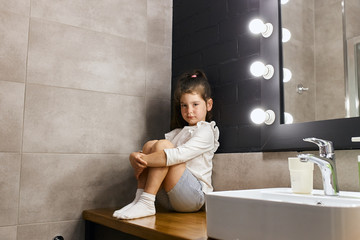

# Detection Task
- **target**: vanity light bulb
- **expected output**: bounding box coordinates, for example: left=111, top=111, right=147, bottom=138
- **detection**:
left=283, top=68, right=292, bottom=82
left=282, top=28, right=291, bottom=42
left=249, top=19, right=266, bottom=35
left=249, top=19, right=273, bottom=38
left=250, top=108, right=266, bottom=124
left=250, top=109, right=276, bottom=125
left=284, top=112, right=294, bottom=124
left=281, top=0, right=290, bottom=4
left=250, top=61, right=266, bottom=77
left=250, top=61, right=275, bottom=80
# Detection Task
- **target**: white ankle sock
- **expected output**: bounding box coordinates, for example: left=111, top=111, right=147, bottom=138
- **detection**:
left=119, top=192, right=156, bottom=220
left=113, top=189, right=144, bottom=218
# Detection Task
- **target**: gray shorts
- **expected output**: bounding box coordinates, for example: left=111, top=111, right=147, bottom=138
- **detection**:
left=158, top=168, right=205, bottom=212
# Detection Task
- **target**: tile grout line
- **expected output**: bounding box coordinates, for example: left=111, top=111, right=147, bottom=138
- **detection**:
left=16, top=5, right=32, bottom=232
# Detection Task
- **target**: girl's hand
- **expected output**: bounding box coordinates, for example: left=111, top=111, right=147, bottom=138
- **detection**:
left=129, top=152, right=147, bottom=179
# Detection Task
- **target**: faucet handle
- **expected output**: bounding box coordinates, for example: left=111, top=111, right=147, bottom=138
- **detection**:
left=303, top=137, right=334, bottom=158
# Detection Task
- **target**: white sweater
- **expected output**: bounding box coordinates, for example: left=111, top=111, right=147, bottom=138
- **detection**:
left=163, top=121, right=220, bottom=193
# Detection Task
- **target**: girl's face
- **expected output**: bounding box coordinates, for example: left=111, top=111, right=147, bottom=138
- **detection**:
left=180, top=92, right=213, bottom=126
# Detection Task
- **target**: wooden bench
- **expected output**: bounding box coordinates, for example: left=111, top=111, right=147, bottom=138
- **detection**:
left=83, top=208, right=208, bottom=240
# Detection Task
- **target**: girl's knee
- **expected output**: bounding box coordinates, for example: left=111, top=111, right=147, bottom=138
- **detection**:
left=142, top=140, right=158, bottom=154
left=153, top=139, right=174, bottom=151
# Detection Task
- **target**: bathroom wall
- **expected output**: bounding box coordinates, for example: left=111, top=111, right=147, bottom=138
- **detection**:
left=0, top=0, right=172, bottom=239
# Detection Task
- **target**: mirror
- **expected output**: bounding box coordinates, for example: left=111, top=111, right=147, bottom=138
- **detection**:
left=260, top=0, right=360, bottom=151
left=281, top=0, right=360, bottom=124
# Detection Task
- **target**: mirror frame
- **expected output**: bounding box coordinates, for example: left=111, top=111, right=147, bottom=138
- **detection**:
left=260, top=0, right=360, bottom=152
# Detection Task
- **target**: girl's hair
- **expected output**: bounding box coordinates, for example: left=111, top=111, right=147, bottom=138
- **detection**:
left=171, top=69, right=213, bottom=129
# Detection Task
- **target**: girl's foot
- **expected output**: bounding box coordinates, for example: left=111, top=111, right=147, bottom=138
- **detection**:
left=113, top=189, right=144, bottom=218
left=118, top=192, right=156, bottom=219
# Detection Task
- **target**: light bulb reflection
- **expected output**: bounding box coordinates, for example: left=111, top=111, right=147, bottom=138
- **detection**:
left=282, top=28, right=291, bottom=42
left=283, top=68, right=292, bottom=82
left=284, top=112, right=294, bottom=124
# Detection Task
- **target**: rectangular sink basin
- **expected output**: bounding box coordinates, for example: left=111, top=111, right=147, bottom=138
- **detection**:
left=205, top=188, right=360, bottom=240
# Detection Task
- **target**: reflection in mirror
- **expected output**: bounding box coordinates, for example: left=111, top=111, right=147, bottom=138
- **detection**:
left=281, top=0, right=360, bottom=124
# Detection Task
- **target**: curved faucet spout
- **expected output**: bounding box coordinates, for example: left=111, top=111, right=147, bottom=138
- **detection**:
left=298, top=153, right=339, bottom=196
left=303, top=137, right=334, bottom=159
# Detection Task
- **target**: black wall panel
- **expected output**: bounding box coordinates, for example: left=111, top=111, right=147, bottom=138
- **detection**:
left=172, top=0, right=262, bottom=152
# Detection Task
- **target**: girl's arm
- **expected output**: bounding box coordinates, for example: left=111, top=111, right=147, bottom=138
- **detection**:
left=141, top=150, right=167, bottom=167
left=129, top=150, right=168, bottom=179
left=164, top=124, right=216, bottom=166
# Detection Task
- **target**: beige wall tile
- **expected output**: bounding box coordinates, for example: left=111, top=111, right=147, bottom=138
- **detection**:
left=336, top=150, right=360, bottom=191
left=0, top=1, right=30, bottom=16
left=19, top=153, right=136, bottom=224
left=0, top=226, right=17, bottom=240
left=31, top=0, right=147, bottom=41
left=147, top=0, right=173, bottom=47
left=146, top=44, right=172, bottom=100
left=0, top=153, right=21, bottom=226
left=0, top=11, right=29, bottom=83
left=345, top=0, right=360, bottom=39
left=27, top=19, right=146, bottom=96
left=17, top=220, right=84, bottom=240
left=0, top=81, right=25, bottom=152
left=23, top=84, right=146, bottom=154
left=212, top=153, right=262, bottom=190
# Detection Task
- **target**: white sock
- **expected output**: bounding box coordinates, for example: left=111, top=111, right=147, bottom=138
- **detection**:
left=119, top=192, right=156, bottom=220
left=113, top=189, right=144, bottom=218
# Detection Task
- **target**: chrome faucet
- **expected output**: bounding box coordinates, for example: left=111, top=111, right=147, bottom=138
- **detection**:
left=297, top=137, right=339, bottom=196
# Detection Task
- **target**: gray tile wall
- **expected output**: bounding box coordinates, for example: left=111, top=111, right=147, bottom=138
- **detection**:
left=0, top=0, right=172, bottom=239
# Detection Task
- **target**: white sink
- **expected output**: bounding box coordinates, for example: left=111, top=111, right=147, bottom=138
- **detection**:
left=205, top=188, right=360, bottom=240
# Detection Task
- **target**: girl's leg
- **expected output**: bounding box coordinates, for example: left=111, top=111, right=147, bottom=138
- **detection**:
left=113, top=140, right=157, bottom=218
left=118, top=140, right=186, bottom=219
left=139, top=139, right=183, bottom=195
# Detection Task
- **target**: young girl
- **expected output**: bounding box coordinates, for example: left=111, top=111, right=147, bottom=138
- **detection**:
left=113, top=69, right=219, bottom=220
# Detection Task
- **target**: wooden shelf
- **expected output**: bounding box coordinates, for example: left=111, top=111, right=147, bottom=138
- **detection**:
left=83, top=208, right=208, bottom=240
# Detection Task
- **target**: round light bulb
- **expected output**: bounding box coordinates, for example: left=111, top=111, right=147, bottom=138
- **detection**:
left=281, top=0, right=289, bottom=4
left=250, top=61, right=266, bottom=77
left=282, top=28, right=291, bottom=42
left=284, top=112, right=294, bottom=124
left=250, top=108, right=266, bottom=124
left=283, top=68, right=292, bottom=82
left=249, top=19, right=266, bottom=35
